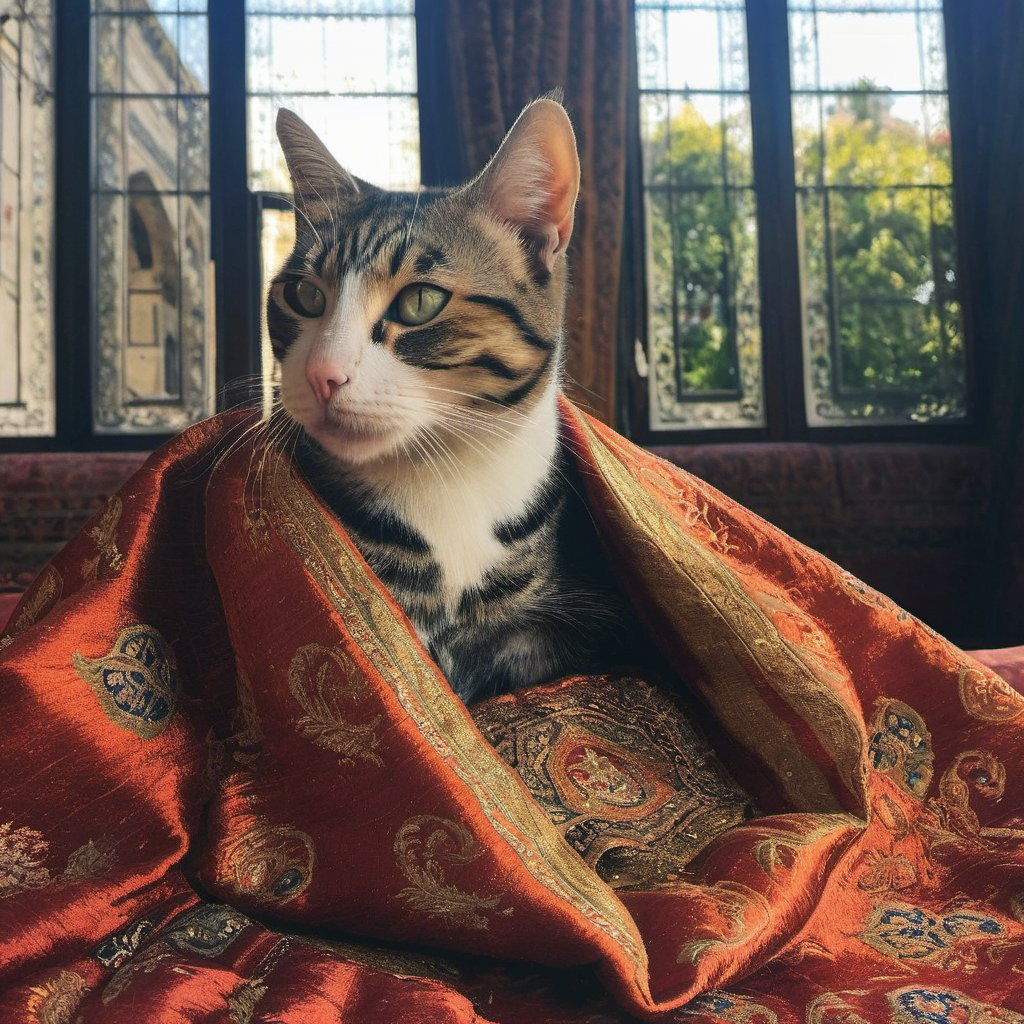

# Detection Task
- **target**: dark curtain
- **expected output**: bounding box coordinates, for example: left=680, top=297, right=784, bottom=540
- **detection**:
left=945, top=0, right=1024, bottom=645
left=417, top=0, right=632, bottom=427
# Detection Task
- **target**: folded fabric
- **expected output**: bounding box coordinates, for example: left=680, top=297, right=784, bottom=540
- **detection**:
left=1, top=400, right=1022, bottom=1023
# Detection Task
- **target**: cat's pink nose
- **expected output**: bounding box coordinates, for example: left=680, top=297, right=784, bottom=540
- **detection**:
left=306, top=359, right=350, bottom=403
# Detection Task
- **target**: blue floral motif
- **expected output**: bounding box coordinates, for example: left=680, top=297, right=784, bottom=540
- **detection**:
left=887, top=986, right=1024, bottom=1024
left=73, top=625, right=178, bottom=739
left=859, top=902, right=1003, bottom=963
left=868, top=700, right=934, bottom=798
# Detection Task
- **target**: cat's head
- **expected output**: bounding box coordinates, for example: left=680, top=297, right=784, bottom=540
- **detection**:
left=269, top=98, right=580, bottom=467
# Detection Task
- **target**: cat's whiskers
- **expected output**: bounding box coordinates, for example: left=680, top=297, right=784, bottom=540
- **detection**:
left=280, top=189, right=326, bottom=252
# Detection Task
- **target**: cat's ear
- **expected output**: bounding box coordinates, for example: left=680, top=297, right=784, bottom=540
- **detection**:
left=469, top=97, right=581, bottom=276
left=276, top=108, right=367, bottom=213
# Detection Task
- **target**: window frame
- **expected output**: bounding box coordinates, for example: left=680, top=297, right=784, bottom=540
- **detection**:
left=622, top=0, right=981, bottom=446
left=0, top=0, right=987, bottom=453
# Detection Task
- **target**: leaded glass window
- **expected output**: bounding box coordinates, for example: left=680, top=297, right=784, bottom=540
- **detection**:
left=0, top=1, right=54, bottom=437
left=91, top=0, right=213, bottom=434
left=636, top=0, right=764, bottom=431
left=790, top=0, right=964, bottom=425
left=246, top=0, right=419, bottom=396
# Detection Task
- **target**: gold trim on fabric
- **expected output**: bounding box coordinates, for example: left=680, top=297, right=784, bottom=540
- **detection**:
left=0, top=565, right=63, bottom=649
left=575, top=415, right=868, bottom=814
left=254, top=449, right=651, bottom=994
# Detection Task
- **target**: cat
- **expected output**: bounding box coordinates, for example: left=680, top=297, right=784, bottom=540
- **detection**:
left=269, top=98, right=642, bottom=705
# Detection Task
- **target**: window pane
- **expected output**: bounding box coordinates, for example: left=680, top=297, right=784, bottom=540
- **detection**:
left=790, top=0, right=964, bottom=426
left=0, top=3, right=55, bottom=437
left=247, top=1, right=419, bottom=401
left=247, top=6, right=418, bottom=191
left=90, top=5, right=214, bottom=434
left=636, top=1, right=763, bottom=431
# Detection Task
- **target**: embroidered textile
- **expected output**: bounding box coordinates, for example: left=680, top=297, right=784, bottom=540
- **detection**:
left=0, top=401, right=1022, bottom=1021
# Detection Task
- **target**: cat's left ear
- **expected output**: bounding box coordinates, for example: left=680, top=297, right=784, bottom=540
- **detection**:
left=469, top=97, right=581, bottom=276
left=276, top=108, right=371, bottom=215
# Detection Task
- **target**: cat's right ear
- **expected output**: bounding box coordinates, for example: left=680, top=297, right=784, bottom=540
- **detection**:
left=276, top=109, right=365, bottom=214
left=467, top=97, right=581, bottom=279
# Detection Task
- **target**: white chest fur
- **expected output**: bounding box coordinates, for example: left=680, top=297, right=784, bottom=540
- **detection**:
left=361, top=382, right=559, bottom=607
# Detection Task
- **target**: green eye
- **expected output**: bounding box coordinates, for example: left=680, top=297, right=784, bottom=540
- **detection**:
left=282, top=280, right=326, bottom=318
left=392, top=284, right=450, bottom=326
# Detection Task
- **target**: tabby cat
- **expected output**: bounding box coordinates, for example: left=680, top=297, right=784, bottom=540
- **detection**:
left=270, top=98, right=641, bottom=705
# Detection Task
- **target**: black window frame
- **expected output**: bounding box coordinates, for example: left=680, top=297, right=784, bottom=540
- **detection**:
left=621, top=0, right=984, bottom=446
left=0, top=0, right=997, bottom=453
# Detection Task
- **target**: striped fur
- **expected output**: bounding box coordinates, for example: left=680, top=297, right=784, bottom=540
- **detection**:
left=272, top=100, right=642, bottom=703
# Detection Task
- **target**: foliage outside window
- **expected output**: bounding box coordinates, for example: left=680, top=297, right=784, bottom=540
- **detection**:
left=636, top=0, right=966, bottom=435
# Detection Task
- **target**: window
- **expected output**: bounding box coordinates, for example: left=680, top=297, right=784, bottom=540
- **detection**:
left=246, top=1, right=418, bottom=399
left=631, top=0, right=967, bottom=440
left=0, top=2, right=984, bottom=447
left=90, top=1, right=213, bottom=433
left=0, top=1, right=54, bottom=436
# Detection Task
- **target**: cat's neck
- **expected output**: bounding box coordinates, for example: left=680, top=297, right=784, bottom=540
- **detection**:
left=329, top=379, right=561, bottom=602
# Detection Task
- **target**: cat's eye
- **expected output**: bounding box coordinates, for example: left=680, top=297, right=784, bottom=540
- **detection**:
left=281, top=280, right=326, bottom=319
left=392, top=284, right=450, bottom=326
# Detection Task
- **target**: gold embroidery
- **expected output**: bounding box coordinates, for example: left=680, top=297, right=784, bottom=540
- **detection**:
left=227, top=663, right=264, bottom=767
left=298, top=935, right=461, bottom=982
left=250, top=444, right=651, bottom=991
left=101, top=946, right=173, bottom=1005
left=227, top=979, right=270, bottom=1024
left=0, top=821, right=51, bottom=897
left=394, top=815, right=503, bottom=931
left=62, top=838, right=116, bottom=881
left=0, top=566, right=63, bottom=649
left=927, top=750, right=1006, bottom=836
left=750, top=814, right=860, bottom=877
left=856, top=850, right=917, bottom=894
left=582, top=418, right=868, bottom=816
left=288, top=643, right=383, bottom=767
left=72, top=625, right=178, bottom=739
left=867, top=699, right=934, bottom=800
left=887, top=985, right=1024, bottom=1024
left=25, top=970, right=88, bottom=1024
left=471, top=672, right=754, bottom=889
left=676, top=991, right=779, bottom=1022
left=805, top=991, right=871, bottom=1024
left=958, top=664, right=1024, bottom=723
left=81, top=495, right=125, bottom=580
left=225, top=821, right=315, bottom=904
left=676, top=880, right=772, bottom=964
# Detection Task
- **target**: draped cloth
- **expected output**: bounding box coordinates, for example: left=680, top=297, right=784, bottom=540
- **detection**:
left=1, top=401, right=1024, bottom=1023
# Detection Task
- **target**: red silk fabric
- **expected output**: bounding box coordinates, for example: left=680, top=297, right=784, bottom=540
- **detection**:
left=1, top=403, right=1023, bottom=1022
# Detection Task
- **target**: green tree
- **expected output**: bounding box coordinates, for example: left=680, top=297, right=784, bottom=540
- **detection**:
left=646, top=83, right=963, bottom=420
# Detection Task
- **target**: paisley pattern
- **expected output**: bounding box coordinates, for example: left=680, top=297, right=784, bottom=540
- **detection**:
left=868, top=698, right=934, bottom=799
left=393, top=815, right=503, bottom=931
left=72, top=625, right=178, bottom=738
left=886, top=985, right=1024, bottom=1023
left=958, top=664, right=1024, bottom=723
left=224, top=822, right=315, bottom=905
left=471, top=672, right=754, bottom=888
left=858, top=902, right=1003, bottom=967
left=287, top=642, right=383, bottom=767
